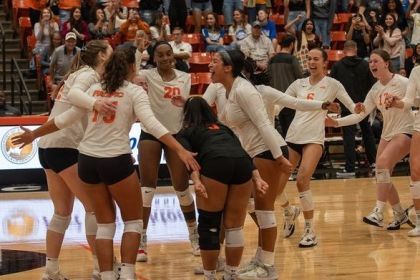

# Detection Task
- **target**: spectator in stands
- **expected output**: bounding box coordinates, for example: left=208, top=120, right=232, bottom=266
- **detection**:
left=285, top=17, right=321, bottom=76
left=228, top=9, right=251, bottom=49
left=28, top=0, right=50, bottom=27
left=50, top=32, right=80, bottom=88
left=256, top=9, right=277, bottom=47
left=202, top=12, right=225, bottom=52
left=169, top=27, right=193, bottom=72
left=268, top=34, right=303, bottom=137
left=0, top=91, right=20, bottom=116
left=41, top=32, right=62, bottom=75
left=284, top=0, right=311, bottom=34
left=311, top=0, right=336, bottom=49
left=330, top=40, right=377, bottom=177
left=150, top=12, right=171, bottom=41
left=346, top=13, right=371, bottom=59
left=244, top=0, right=271, bottom=23
left=241, top=20, right=275, bottom=78
left=88, top=7, right=114, bottom=40
left=381, top=0, right=408, bottom=37
left=139, top=0, right=163, bottom=25
left=119, top=9, right=150, bottom=42
left=408, top=0, right=420, bottom=47
left=222, top=0, right=244, bottom=26
left=373, top=13, right=403, bottom=73
left=61, top=7, right=90, bottom=47
left=58, top=0, right=81, bottom=25
left=103, top=0, right=128, bottom=31
left=167, top=0, right=188, bottom=31
left=192, top=0, right=213, bottom=33
left=34, top=8, right=60, bottom=55
left=405, top=43, right=420, bottom=77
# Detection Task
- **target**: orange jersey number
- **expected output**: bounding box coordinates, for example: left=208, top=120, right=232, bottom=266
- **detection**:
left=92, top=101, right=118, bottom=123
left=163, top=86, right=181, bottom=99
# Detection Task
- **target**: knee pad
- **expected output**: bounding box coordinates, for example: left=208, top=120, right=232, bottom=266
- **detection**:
left=141, top=186, right=156, bottom=207
left=299, top=190, right=314, bottom=212
left=176, top=188, right=194, bottom=206
left=123, top=219, right=143, bottom=234
left=48, top=214, right=71, bottom=234
left=96, top=223, right=116, bottom=240
left=225, top=227, right=244, bottom=248
left=376, top=169, right=391, bottom=184
left=247, top=198, right=255, bottom=214
left=255, top=210, right=277, bottom=229
left=410, top=180, right=420, bottom=199
left=85, top=212, right=98, bottom=236
left=198, top=209, right=223, bottom=250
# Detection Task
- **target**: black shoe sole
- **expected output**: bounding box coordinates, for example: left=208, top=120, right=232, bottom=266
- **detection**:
left=362, top=217, right=383, bottom=227
left=298, top=242, right=318, bottom=248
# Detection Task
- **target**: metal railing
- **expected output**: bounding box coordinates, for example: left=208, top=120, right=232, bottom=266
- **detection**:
left=11, top=58, right=32, bottom=114
left=1, top=21, right=5, bottom=91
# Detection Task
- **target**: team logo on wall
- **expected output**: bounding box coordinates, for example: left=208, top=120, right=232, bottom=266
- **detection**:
left=1, top=128, right=37, bottom=164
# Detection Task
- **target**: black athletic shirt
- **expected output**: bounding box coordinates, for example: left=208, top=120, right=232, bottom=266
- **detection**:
left=177, top=123, right=251, bottom=164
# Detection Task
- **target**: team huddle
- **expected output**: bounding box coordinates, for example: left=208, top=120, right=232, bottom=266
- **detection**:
left=11, top=39, right=420, bottom=280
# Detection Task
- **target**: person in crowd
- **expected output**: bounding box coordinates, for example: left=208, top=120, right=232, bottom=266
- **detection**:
left=255, top=9, right=277, bottom=48
left=103, top=0, right=128, bottom=31
left=61, top=7, right=90, bottom=47
left=223, top=0, right=244, bottom=26
left=138, top=0, right=163, bottom=25
left=202, top=12, right=225, bottom=52
left=169, top=27, right=193, bottom=72
left=346, top=13, right=371, bottom=59
left=88, top=7, right=113, bottom=40
left=311, top=0, right=336, bottom=49
left=34, top=8, right=60, bottom=55
left=330, top=40, right=377, bottom=178
left=284, top=0, right=311, bottom=34
left=227, top=9, right=251, bottom=49
left=149, top=12, right=171, bottom=41
left=167, top=0, right=188, bottom=31
left=119, top=9, right=150, bottom=42
left=192, top=0, right=213, bottom=33
left=40, top=31, right=62, bottom=75
left=244, top=0, right=271, bottom=24
left=58, top=0, right=81, bottom=25
left=405, top=43, right=420, bottom=77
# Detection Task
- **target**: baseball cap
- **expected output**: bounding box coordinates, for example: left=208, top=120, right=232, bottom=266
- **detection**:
left=252, top=21, right=261, bottom=28
left=65, top=32, right=77, bottom=41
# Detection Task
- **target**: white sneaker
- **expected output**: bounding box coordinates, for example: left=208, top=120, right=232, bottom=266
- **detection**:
left=387, top=208, right=411, bottom=230
left=237, top=261, right=278, bottom=280
left=298, top=228, right=317, bottom=248
left=194, top=257, right=225, bottom=274
left=189, top=227, right=200, bottom=256
left=91, top=269, right=101, bottom=280
left=408, top=226, right=420, bottom=237
left=136, top=233, right=148, bottom=262
left=237, top=259, right=258, bottom=275
left=362, top=207, right=384, bottom=227
left=283, top=206, right=301, bottom=238
left=41, top=271, right=69, bottom=280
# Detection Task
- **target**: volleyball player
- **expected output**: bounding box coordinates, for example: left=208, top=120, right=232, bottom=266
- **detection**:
left=384, top=65, right=420, bottom=236
left=34, top=40, right=114, bottom=280
left=282, top=48, right=364, bottom=248
left=136, top=41, right=199, bottom=262
left=12, top=48, right=199, bottom=280
left=326, top=49, right=414, bottom=231
left=178, top=96, right=262, bottom=280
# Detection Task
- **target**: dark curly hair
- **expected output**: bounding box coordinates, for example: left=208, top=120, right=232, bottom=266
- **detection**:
left=102, top=47, right=135, bottom=93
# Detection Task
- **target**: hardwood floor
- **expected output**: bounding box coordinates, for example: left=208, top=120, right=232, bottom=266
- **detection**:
left=1, top=177, right=419, bottom=279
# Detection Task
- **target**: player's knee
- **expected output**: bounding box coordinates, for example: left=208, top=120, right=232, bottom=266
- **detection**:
left=48, top=214, right=71, bottom=234
left=123, top=219, right=143, bottom=234
left=176, top=188, right=194, bottom=206
left=197, top=209, right=222, bottom=250
left=96, top=223, right=116, bottom=240
left=255, top=210, right=277, bottom=229
left=225, top=227, right=244, bottom=248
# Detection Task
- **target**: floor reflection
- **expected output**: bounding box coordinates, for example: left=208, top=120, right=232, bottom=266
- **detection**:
left=0, top=249, right=46, bottom=275
left=0, top=193, right=193, bottom=244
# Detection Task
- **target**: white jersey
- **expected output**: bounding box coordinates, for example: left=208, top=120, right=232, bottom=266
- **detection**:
left=286, top=76, right=355, bottom=145
left=54, top=82, right=169, bottom=158
left=402, top=66, right=420, bottom=132
left=219, top=77, right=284, bottom=159
left=336, top=74, right=413, bottom=141
left=139, top=68, right=191, bottom=134
left=203, top=83, right=325, bottom=122
left=38, top=67, right=99, bottom=149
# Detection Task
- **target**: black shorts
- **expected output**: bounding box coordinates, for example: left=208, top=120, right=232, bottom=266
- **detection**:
left=286, top=142, right=323, bottom=156
left=38, top=148, right=79, bottom=173
left=201, top=157, right=253, bottom=185
left=254, top=146, right=289, bottom=161
left=139, top=131, right=176, bottom=146
left=78, top=153, right=135, bottom=185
